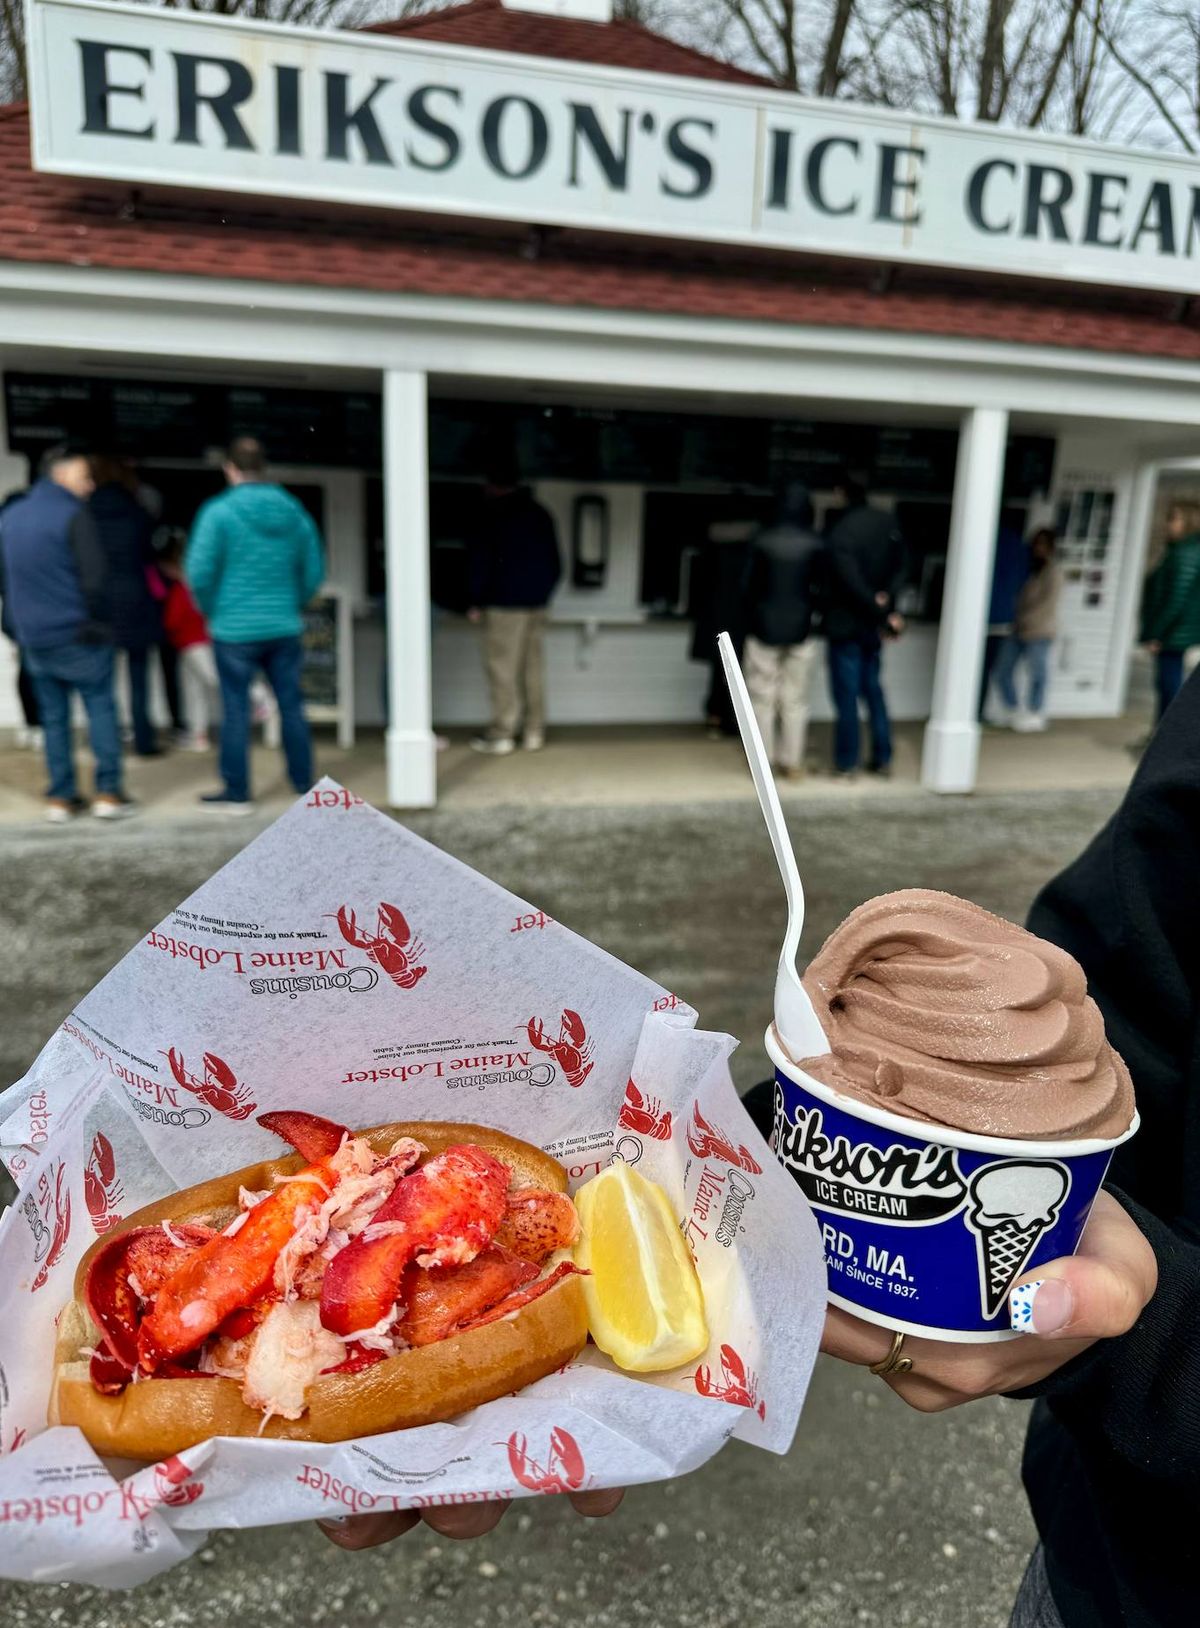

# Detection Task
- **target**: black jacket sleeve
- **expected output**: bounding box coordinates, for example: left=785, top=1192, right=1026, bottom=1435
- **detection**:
left=69, top=508, right=111, bottom=638
left=1014, top=669, right=1200, bottom=1488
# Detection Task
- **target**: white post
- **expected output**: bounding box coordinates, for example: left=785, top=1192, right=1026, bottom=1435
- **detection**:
left=382, top=369, right=436, bottom=808
left=920, top=405, right=1009, bottom=794
left=0, top=373, right=30, bottom=736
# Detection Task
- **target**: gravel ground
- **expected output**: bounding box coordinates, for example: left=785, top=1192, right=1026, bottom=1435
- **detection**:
left=0, top=788, right=1122, bottom=1627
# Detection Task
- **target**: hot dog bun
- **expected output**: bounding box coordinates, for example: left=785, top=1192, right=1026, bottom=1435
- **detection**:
left=51, top=1122, right=587, bottom=1461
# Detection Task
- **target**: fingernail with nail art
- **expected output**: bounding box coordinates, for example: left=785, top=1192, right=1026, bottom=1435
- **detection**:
left=1010, top=1278, right=1074, bottom=1334
left=1009, top=1280, right=1045, bottom=1332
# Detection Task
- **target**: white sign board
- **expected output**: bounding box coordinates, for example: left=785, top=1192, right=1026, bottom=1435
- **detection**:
left=25, top=0, right=1200, bottom=295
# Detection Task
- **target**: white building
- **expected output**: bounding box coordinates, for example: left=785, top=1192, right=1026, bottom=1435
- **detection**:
left=4, top=0, right=1200, bottom=804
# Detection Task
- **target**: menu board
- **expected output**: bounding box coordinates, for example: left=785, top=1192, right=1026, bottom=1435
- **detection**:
left=4, top=373, right=381, bottom=469
left=300, top=595, right=339, bottom=710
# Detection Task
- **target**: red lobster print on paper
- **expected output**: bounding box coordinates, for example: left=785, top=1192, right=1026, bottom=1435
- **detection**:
left=617, top=1080, right=672, bottom=1141
left=686, top=1103, right=763, bottom=1174
left=694, top=1344, right=767, bottom=1420
left=31, top=1161, right=71, bottom=1293
left=528, top=1009, right=593, bottom=1089
left=152, top=1455, right=204, bottom=1507
left=165, top=1049, right=257, bottom=1121
left=84, top=1131, right=124, bottom=1235
left=505, top=1428, right=586, bottom=1495
left=334, top=903, right=427, bottom=991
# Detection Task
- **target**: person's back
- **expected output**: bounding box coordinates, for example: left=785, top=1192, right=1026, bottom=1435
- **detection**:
left=187, top=481, right=324, bottom=643
left=469, top=488, right=560, bottom=611
left=185, top=439, right=323, bottom=811
left=745, top=498, right=823, bottom=648
left=90, top=474, right=159, bottom=650
left=1, top=477, right=104, bottom=649
left=822, top=496, right=906, bottom=642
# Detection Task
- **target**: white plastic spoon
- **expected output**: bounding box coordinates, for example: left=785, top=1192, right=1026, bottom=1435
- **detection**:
left=718, top=631, right=830, bottom=1062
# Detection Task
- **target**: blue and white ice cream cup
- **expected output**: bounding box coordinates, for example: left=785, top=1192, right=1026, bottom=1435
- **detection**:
left=766, top=1026, right=1140, bottom=1343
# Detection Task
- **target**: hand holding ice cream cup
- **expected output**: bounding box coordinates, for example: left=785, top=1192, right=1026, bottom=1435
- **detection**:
left=767, top=889, right=1142, bottom=1346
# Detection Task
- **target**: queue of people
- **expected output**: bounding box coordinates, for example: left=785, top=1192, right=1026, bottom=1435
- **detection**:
left=0, top=436, right=323, bottom=821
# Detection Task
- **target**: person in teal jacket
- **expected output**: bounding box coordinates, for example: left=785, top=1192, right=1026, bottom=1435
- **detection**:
left=186, top=438, right=324, bottom=811
left=1140, top=499, right=1200, bottom=725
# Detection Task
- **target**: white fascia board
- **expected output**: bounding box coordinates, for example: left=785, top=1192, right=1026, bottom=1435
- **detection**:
left=2, top=261, right=1200, bottom=427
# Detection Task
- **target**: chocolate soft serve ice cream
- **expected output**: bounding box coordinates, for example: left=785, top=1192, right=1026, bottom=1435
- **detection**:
left=798, top=889, right=1134, bottom=1142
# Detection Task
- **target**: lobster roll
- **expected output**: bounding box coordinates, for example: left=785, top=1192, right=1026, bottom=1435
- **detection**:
left=51, top=1116, right=587, bottom=1461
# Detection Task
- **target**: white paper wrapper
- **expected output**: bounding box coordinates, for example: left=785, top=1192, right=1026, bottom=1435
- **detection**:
left=0, top=780, right=824, bottom=1588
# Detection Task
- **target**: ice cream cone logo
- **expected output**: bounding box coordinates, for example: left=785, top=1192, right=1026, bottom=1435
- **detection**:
left=165, top=1048, right=257, bottom=1121
left=333, top=903, right=427, bottom=991
left=83, top=1131, right=124, bottom=1234
left=686, top=1103, right=763, bottom=1175
left=617, top=1079, right=672, bottom=1140
left=966, top=1160, right=1071, bottom=1319
left=152, top=1455, right=203, bottom=1507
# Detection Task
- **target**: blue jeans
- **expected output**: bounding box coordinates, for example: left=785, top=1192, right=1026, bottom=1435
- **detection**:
left=1155, top=649, right=1186, bottom=722
left=24, top=642, right=123, bottom=801
left=996, top=637, right=1051, bottom=714
left=124, top=646, right=156, bottom=754
left=213, top=636, right=313, bottom=801
left=827, top=634, right=891, bottom=772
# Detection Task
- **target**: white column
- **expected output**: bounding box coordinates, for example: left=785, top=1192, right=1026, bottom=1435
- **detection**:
left=382, top=369, right=436, bottom=808
left=0, top=372, right=30, bottom=736
left=920, top=405, right=1009, bottom=793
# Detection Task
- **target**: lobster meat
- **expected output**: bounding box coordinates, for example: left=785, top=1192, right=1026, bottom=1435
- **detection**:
left=80, top=1110, right=584, bottom=1429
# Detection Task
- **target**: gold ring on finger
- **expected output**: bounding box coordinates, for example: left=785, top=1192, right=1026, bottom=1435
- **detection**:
left=868, top=1330, right=913, bottom=1377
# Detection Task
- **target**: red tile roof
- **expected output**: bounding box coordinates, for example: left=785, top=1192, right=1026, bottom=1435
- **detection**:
left=366, top=0, right=770, bottom=85
left=1, top=4, right=1198, bottom=363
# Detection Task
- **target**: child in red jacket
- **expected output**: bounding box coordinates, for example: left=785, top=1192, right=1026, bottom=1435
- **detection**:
left=160, top=534, right=219, bottom=751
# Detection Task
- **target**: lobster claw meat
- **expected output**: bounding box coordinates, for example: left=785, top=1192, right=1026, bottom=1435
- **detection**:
left=84, top=1223, right=217, bottom=1376
left=319, top=1144, right=509, bottom=1336
left=138, top=1161, right=339, bottom=1371
left=396, top=1247, right=538, bottom=1348
left=257, top=1110, right=349, bottom=1163
left=493, top=1190, right=580, bottom=1262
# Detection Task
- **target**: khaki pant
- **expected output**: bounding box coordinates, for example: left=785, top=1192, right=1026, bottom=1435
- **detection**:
left=482, top=608, right=546, bottom=740
left=744, top=635, right=816, bottom=770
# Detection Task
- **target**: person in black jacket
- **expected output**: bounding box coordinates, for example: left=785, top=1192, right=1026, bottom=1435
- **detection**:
left=791, top=675, right=1200, bottom=1626
left=823, top=473, right=906, bottom=777
left=90, top=457, right=164, bottom=757
left=741, top=481, right=823, bottom=780
left=467, top=461, right=561, bottom=756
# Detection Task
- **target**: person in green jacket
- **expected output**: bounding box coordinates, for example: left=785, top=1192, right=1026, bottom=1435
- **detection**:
left=1140, top=499, right=1200, bottom=725
left=185, top=438, right=324, bottom=812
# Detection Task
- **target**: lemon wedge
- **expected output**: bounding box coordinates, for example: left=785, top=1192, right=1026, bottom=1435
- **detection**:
left=573, top=1159, right=708, bottom=1373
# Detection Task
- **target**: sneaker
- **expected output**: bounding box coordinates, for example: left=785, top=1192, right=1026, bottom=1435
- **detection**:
left=45, top=798, right=73, bottom=825
left=778, top=765, right=805, bottom=783
left=200, top=791, right=255, bottom=815
left=522, top=730, right=545, bottom=752
left=171, top=727, right=193, bottom=748
left=19, top=726, right=44, bottom=751
left=185, top=732, right=211, bottom=752
left=832, top=769, right=859, bottom=782
left=867, top=762, right=893, bottom=778
left=92, top=794, right=136, bottom=820
left=1012, top=712, right=1048, bottom=733
left=470, top=736, right=515, bottom=756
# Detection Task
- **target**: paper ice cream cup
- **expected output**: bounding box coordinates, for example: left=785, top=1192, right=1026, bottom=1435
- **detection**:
left=766, top=1027, right=1139, bottom=1342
